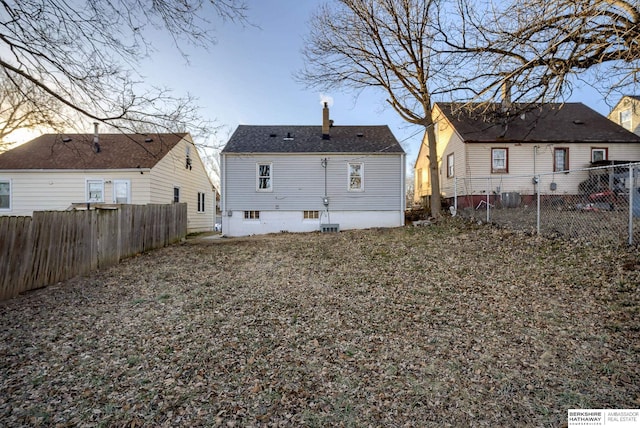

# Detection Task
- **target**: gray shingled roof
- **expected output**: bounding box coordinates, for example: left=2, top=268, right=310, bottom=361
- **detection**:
left=436, top=102, right=640, bottom=143
left=222, top=125, right=405, bottom=154
left=0, top=133, right=187, bottom=170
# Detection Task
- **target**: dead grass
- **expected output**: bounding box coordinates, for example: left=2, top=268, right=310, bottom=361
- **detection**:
left=1, top=217, right=639, bottom=427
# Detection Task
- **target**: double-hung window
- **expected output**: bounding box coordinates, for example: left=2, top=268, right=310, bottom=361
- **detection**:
left=554, top=148, right=569, bottom=172
left=86, top=179, right=104, bottom=202
left=620, top=109, right=632, bottom=131
left=173, top=186, right=180, bottom=203
left=491, top=148, right=508, bottom=173
left=0, top=180, right=10, bottom=210
left=257, top=163, right=272, bottom=191
left=591, top=148, right=607, bottom=163
left=197, top=192, right=205, bottom=213
left=447, top=153, right=455, bottom=178
left=113, top=180, right=130, bottom=204
left=348, top=162, right=364, bottom=191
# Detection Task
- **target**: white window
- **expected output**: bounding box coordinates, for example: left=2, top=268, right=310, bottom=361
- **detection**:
left=447, top=153, right=455, bottom=178
left=86, top=179, right=104, bottom=202
left=591, top=148, right=607, bottom=163
left=244, top=210, right=260, bottom=219
left=257, top=163, right=272, bottom=191
left=348, top=162, right=364, bottom=191
left=0, top=180, right=10, bottom=210
left=491, top=148, right=508, bottom=173
left=173, top=186, right=180, bottom=203
left=113, top=180, right=130, bottom=204
left=197, top=192, right=205, bottom=213
left=620, top=109, right=632, bottom=130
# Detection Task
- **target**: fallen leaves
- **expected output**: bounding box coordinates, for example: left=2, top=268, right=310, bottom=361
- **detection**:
left=0, top=218, right=638, bottom=426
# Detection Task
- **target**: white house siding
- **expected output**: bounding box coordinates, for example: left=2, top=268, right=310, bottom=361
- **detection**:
left=0, top=170, right=152, bottom=216
left=438, top=140, right=640, bottom=198
left=149, top=137, right=215, bottom=233
left=221, top=153, right=405, bottom=236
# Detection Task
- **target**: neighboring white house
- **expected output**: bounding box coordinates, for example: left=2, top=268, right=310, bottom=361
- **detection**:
left=414, top=102, right=640, bottom=208
left=0, top=129, right=216, bottom=233
left=220, top=104, right=406, bottom=236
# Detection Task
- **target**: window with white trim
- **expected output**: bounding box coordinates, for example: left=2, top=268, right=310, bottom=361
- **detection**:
left=113, top=180, right=130, bottom=204
left=244, top=210, right=260, bottom=219
left=197, top=192, right=205, bottom=213
left=173, top=186, right=180, bottom=203
left=591, top=148, right=607, bottom=163
left=257, top=163, right=272, bottom=191
left=86, top=179, right=104, bottom=202
left=0, top=180, right=10, bottom=210
left=348, top=162, right=363, bottom=191
left=491, top=148, right=508, bottom=173
left=447, top=153, right=455, bottom=178
left=620, top=109, right=632, bottom=130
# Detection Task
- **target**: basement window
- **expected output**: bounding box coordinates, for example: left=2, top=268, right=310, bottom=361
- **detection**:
left=244, top=210, right=260, bottom=220
left=303, top=210, right=319, bottom=219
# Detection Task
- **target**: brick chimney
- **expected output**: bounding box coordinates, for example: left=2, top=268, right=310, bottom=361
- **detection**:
left=92, top=122, right=101, bottom=153
left=322, top=102, right=330, bottom=140
left=501, top=80, right=512, bottom=111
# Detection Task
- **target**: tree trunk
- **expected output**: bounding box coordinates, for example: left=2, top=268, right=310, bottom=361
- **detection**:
left=424, top=120, right=441, bottom=218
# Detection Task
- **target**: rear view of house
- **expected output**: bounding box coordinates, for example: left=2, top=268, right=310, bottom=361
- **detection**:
left=0, top=128, right=215, bottom=233
left=220, top=104, right=406, bottom=236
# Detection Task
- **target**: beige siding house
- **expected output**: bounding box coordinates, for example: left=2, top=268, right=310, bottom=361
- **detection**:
left=415, top=102, right=640, bottom=208
left=608, top=95, right=640, bottom=136
left=0, top=131, right=215, bottom=233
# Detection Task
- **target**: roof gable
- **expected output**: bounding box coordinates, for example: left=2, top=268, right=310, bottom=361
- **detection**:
left=222, top=125, right=405, bottom=154
left=0, top=133, right=189, bottom=170
left=435, top=102, right=640, bottom=144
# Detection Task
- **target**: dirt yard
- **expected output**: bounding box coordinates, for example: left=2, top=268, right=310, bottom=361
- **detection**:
left=1, top=218, right=639, bottom=427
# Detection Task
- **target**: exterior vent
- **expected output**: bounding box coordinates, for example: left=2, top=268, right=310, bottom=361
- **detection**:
left=320, top=223, right=340, bottom=233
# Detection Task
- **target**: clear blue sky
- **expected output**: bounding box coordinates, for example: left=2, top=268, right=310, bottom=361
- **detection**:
left=139, top=0, right=613, bottom=170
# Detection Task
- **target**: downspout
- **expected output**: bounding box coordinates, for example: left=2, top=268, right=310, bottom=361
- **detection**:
left=221, top=154, right=226, bottom=232
left=401, top=153, right=406, bottom=225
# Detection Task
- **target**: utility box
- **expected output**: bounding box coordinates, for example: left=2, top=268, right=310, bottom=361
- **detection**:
left=320, top=224, right=340, bottom=233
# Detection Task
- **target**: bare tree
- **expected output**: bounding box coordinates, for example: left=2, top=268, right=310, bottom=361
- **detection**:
left=299, top=0, right=460, bottom=217
left=0, top=70, right=68, bottom=149
left=0, top=0, right=247, bottom=138
left=444, top=0, right=640, bottom=108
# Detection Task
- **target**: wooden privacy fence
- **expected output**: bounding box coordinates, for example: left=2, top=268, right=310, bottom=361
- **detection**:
left=0, top=203, right=187, bottom=301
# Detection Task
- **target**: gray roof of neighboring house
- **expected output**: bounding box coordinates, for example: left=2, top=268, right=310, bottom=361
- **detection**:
left=436, top=102, right=640, bottom=144
left=222, top=125, right=405, bottom=154
left=0, top=133, right=188, bottom=170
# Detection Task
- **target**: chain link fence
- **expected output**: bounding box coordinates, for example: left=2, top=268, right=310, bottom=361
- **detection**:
left=452, top=162, right=640, bottom=245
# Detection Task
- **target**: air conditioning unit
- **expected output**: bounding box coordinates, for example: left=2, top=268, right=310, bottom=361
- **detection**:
left=320, top=223, right=339, bottom=233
